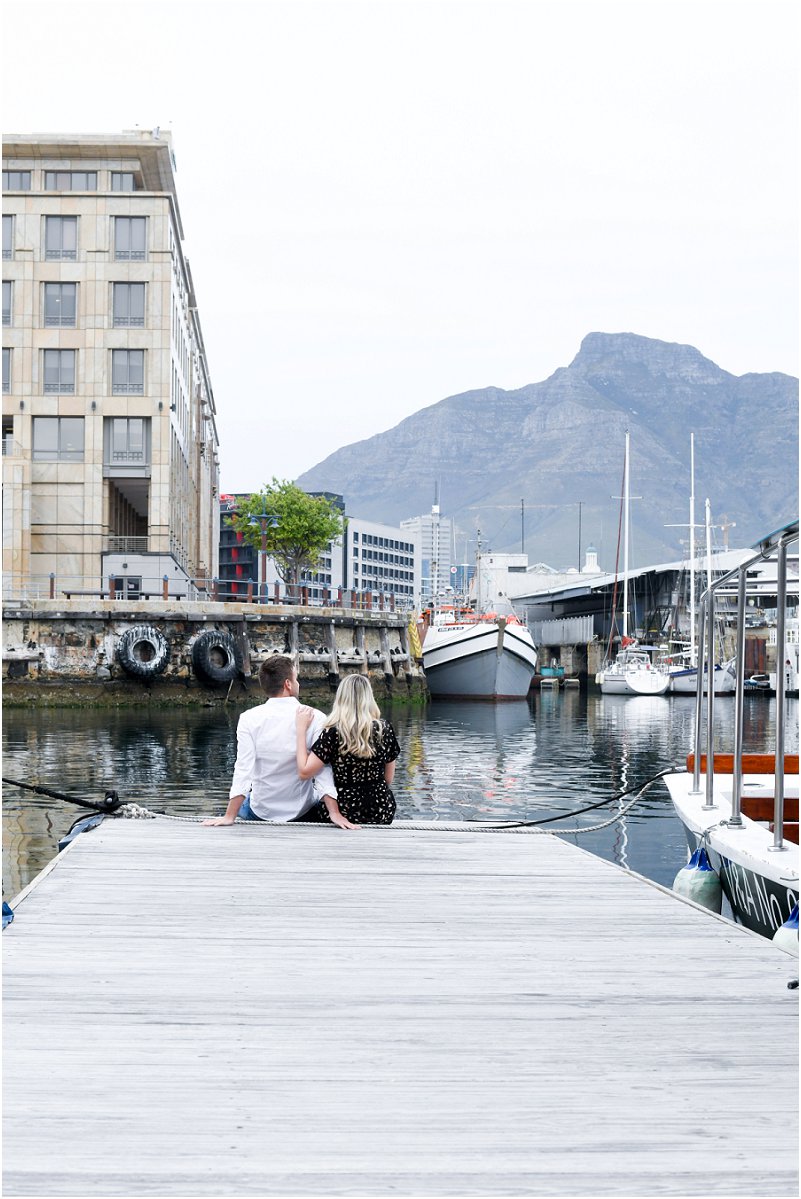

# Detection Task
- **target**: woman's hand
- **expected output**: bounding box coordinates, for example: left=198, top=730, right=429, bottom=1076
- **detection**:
left=329, top=810, right=361, bottom=831
left=295, top=706, right=315, bottom=731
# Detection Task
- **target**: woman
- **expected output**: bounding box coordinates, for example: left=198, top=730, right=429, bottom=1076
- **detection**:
left=295, top=674, right=400, bottom=827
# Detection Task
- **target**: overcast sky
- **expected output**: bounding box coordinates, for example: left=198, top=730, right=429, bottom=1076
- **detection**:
left=3, top=0, right=798, bottom=493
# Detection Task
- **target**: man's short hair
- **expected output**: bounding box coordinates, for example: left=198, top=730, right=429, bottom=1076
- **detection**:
left=259, top=655, right=296, bottom=696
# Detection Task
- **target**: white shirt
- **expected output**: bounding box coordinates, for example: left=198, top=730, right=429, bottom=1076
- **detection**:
left=229, top=696, right=337, bottom=821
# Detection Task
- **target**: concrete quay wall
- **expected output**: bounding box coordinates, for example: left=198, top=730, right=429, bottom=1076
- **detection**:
left=1, top=599, right=426, bottom=707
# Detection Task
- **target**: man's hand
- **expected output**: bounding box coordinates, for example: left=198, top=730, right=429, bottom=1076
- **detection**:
left=202, top=815, right=236, bottom=826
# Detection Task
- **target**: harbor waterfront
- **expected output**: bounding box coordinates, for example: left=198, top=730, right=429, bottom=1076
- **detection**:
left=3, top=689, right=797, bottom=907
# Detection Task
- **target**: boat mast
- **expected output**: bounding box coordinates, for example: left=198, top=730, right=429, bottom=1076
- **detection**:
left=705, top=497, right=714, bottom=659
left=476, top=526, right=482, bottom=612
left=689, top=433, right=696, bottom=664
left=623, top=430, right=630, bottom=640
left=431, top=484, right=440, bottom=608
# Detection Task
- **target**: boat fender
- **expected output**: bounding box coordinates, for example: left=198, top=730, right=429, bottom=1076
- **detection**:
left=2, top=901, right=14, bottom=930
left=772, top=903, right=799, bottom=957
left=58, top=812, right=106, bottom=852
left=191, top=628, right=242, bottom=685
left=672, top=845, right=722, bottom=914
left=116, top=625, right=170, bottom=679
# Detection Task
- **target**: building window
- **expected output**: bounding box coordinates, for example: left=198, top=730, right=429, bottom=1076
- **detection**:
left=104, top=417, right=150, bottom=465
left=112, top=282, right=145, bottom=327
left=2, top=214, right=12, bottom=259
left=112, top=349, right=144, bottom=394
left=44, top=215, right=77, bottom=260
left=32, top=416, right=84, bottom=461
left=111, top=172, right=136, bottom=192
left=2, top=281, right=10, bottom=326
left=114, top=216, right=147, bottom=260
left=43, top=349, right=76, bottom=394
left=2, top=348, right=10, bottom=393
left=44, top=282, right=77, bottom=327
left=44, top=170, right=98, bottom=191
left=2, top=170, right=31, bottom=190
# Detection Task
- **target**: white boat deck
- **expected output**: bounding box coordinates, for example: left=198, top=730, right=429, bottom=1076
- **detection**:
left=3, top=817, right=798, bottom=1197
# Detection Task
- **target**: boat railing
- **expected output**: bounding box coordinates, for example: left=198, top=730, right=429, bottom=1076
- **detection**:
left=693, top=519, right=799, bottom=852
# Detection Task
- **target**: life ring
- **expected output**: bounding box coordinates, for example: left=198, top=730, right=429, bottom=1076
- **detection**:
left=192, top=629, right=242, bottom=684
left=116, top=625, right=170, bottom=679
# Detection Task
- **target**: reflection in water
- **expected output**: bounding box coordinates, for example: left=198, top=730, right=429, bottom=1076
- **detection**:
left=3, top=693, right=796, bottom=900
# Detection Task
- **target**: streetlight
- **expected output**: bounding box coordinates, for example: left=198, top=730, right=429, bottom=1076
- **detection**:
left=249, top=512, right=279, bottom=601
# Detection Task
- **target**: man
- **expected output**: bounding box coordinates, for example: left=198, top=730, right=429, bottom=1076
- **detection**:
left=203, top=655, right=357, bottom=829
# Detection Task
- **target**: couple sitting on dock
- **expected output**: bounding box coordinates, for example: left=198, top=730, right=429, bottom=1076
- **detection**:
left=203, top=655, right=399, bottom=830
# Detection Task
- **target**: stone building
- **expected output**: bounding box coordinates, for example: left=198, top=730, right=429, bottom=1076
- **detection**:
left=2, top=131, right=219, bottom=600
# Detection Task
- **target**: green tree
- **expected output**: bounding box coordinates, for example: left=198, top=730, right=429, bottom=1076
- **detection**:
left=231, top=480, right=343, bottom=593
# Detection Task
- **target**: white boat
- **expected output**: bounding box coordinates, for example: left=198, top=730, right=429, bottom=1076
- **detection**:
left=666, top=466, right=737, bottom=694
left=422, top=604, right=538, bottom=700
left=664, top=519, right=799, bottom=939
left=598, top=432, right=670, bottom=696
left=597, top=642, right=670, bottom=695
left=667, top=645, right=737, bottom=694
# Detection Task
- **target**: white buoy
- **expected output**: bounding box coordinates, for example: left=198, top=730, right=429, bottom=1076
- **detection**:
left=772, top=904, right=799, bottom=956
left=673, top=845, right=722, bottom=913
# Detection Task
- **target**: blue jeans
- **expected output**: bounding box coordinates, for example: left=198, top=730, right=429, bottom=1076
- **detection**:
left=239, top=795, right=323, bottom=823
left=238, top=795, right=263, bottom=822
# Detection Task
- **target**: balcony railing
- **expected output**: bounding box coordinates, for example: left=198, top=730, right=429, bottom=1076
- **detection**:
left=110, top=451, right=146, bottom=463
left=2, top=436, right=21, bottom=457
left=106, top=536, right=149, bottom=554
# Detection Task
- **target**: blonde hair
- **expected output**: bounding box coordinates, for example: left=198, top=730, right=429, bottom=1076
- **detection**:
left=325, top=674, right=381, bottom=757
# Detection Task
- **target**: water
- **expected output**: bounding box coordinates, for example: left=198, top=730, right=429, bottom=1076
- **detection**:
left=3, top=691, right=796, bottom=902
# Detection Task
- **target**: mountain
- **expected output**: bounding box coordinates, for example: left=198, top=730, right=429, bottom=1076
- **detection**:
left=296, top=333, right=799, bottom=569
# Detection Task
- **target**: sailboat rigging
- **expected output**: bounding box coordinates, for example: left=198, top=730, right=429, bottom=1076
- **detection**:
left=597, top=432, right=670, bottom=696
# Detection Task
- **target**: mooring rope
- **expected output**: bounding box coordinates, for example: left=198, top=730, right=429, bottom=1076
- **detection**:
left=4, top=767, right=680, bottom=836
left=1, top=777, right=123, bottom=814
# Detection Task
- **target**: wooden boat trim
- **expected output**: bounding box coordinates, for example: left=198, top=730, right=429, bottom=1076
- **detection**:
left=687, top=752, right=799, bottom=775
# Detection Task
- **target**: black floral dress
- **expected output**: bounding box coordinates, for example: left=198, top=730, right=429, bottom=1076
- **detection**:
left=302, top=719, right=400, bottom=825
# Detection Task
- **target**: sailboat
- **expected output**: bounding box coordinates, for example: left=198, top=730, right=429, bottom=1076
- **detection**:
left=665, top=437, right=736, bottom=694
left=597, top=432, right=670, bottom=697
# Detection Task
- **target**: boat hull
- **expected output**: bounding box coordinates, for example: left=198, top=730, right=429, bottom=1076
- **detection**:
left=664, top=771, right=799, bottom=939
left=598, top=667, right=670, bottom=696
left=669, top=660, right=737, bottom=694
left=422, top=622, right=537, bottom=700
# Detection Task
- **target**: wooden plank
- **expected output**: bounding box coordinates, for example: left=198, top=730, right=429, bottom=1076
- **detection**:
left=3, top=819, right=798, bottom=1197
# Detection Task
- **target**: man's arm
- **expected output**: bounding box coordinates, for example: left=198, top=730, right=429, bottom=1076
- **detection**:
left=203, top=716, right=253, bottom=827
left=202, top=794, right=245, bottom=827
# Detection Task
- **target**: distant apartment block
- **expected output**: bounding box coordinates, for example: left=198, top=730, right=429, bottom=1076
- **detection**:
left=2, top=131, right=220, bottom=599
left=400, top=509, right=454, bottom=601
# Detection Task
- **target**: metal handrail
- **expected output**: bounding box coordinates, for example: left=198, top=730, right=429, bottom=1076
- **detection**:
left=693, top=518, right=799, bottom=840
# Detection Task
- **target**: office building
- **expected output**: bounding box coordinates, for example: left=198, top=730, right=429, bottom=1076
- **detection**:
left=343, top=517, right=419, bottom=606
left=2, top=131, right=219, bottom=599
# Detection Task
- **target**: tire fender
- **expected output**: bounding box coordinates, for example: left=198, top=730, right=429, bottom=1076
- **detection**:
left=116, top=625, right=170, bottom=679
left=191, top=628, right=242, bottom=684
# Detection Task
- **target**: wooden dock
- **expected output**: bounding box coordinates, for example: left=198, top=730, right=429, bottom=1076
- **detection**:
left=3, top=818, right=798, bottom=1197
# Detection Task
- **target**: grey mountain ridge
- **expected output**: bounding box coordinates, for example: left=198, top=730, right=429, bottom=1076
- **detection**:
left=296, top=332, right=798, bottom=570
